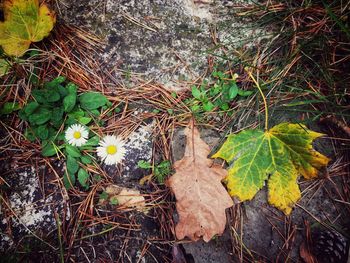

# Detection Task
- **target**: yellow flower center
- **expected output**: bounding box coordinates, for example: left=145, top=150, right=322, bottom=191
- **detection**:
left=73, top=131, right=81, bottom=139
left=106, top=145, right=117, bottom=155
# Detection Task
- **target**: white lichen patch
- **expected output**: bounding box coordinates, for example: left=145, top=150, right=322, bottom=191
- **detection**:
left=7, top=167, right=53, bottom=230
left=136, top=250, right=146, bottom=263
left=182, top=0, right=213, bottom=21
left=125, top=120, right=155, bottom=161
left=0, top=233, right=13, bottom=251
left=121, top=121, right=155, bottom=179
left=0, top=167, right=70, bottom=251
left=10, top=198, right=53, bottom=227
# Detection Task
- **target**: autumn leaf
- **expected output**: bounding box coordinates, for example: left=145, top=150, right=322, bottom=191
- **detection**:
left=168, top=121, right=233, bottom=242
left=99, top=184, right=147, bottom=213
left=0, top=0, right=56, bottom=56
left=213, top=122, right=330, bottom=215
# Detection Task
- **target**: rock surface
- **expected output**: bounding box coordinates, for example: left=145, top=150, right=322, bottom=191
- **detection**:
left=0, top=166, right=69, bottom=251
left=182, top=230, right=233, bottom=263
left=104, top=120, right=155, bottom=185
left=57, top=0, right=264, bottom=89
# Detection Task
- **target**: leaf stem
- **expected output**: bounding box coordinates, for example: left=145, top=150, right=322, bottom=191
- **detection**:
left=54, top=212, right=64, bottom=263
left=246, top=69, right=269, bottom=130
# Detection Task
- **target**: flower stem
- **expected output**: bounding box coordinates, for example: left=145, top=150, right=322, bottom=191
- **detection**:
left=246, top=69, right=269, bottom=131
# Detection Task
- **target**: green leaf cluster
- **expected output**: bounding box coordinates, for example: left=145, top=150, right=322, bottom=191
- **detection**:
left=18, top=76, right=110, bottom=190
left=19, top=76, right=109, bottom=156
left=186, top=71, right=253, bottom=114
left=61, top=124, right=100, bottom=191
left=0, top=102, right=21, bottom=115
left=63, top=145, right=94, bottom=190
left=137, top=160, right=172, bottom=184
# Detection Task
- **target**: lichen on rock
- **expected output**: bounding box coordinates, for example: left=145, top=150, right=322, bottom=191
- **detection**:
left=0, top=166, right=69, bottom=251
left=58, top=0, right=268, bottom=89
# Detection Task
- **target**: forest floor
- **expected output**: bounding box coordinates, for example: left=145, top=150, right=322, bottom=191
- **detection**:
left=0, top=0, right=349, bottom=262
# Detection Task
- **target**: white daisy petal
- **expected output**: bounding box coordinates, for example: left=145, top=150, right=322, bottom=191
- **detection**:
left=96, top=135, right=125, bottom=166
left=65, top=124, right=89, bottom=147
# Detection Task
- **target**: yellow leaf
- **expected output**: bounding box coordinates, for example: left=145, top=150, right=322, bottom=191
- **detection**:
left=269, top=123, right=330, bottom=179
left=213, top=122, right=330, bottom=215
left=0, top=0, right=56, bottom=56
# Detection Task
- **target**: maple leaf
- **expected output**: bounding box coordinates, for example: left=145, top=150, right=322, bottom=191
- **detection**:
left=213, top=122, right=330, bottom=215
left=0, top=0, right=56, bottom=56
left=168, top=122, right=233, bottom=242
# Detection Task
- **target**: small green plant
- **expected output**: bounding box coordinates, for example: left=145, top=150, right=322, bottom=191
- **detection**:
left=19, top=76, right=111, bottom=190
left=98, top=191, right=119, bottom=205
left=109, top=196, right=119, bottom=205
left=186, top=71, right=253, bottom=114
left=0, top=102, right=21, bottom=115
left=99, top=191, right=109, bottom=201
left=19, top=76, right=109, bottom=154
left=138, top=160, right=172, bottom=184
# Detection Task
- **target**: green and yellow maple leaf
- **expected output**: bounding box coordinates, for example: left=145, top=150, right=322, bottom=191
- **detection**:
left=212, top=122, right=330, bottom=215
left=0, top=0, right=56, bottom=57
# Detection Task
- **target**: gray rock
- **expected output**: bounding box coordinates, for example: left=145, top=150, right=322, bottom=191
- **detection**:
left=240, top=176, right=345, bottom=261
left=182, top=230, right=234, bottom=263
left=105, top=120, right=155, bottom=184
left=57, top=0, right=267, bottom=89
left=239, top=189, right=285, bottom=261
left=172, top=127, right=221, bottom=161
left=0, top=166, right=69, bottom=251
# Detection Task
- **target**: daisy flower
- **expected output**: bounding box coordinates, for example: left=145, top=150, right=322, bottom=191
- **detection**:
left=97, top=135, right=126, bottom=166
left=65, top=124, right=89, bottom=147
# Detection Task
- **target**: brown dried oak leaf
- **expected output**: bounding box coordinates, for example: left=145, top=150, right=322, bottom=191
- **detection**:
left=168, top=122, right=233, bottom=242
